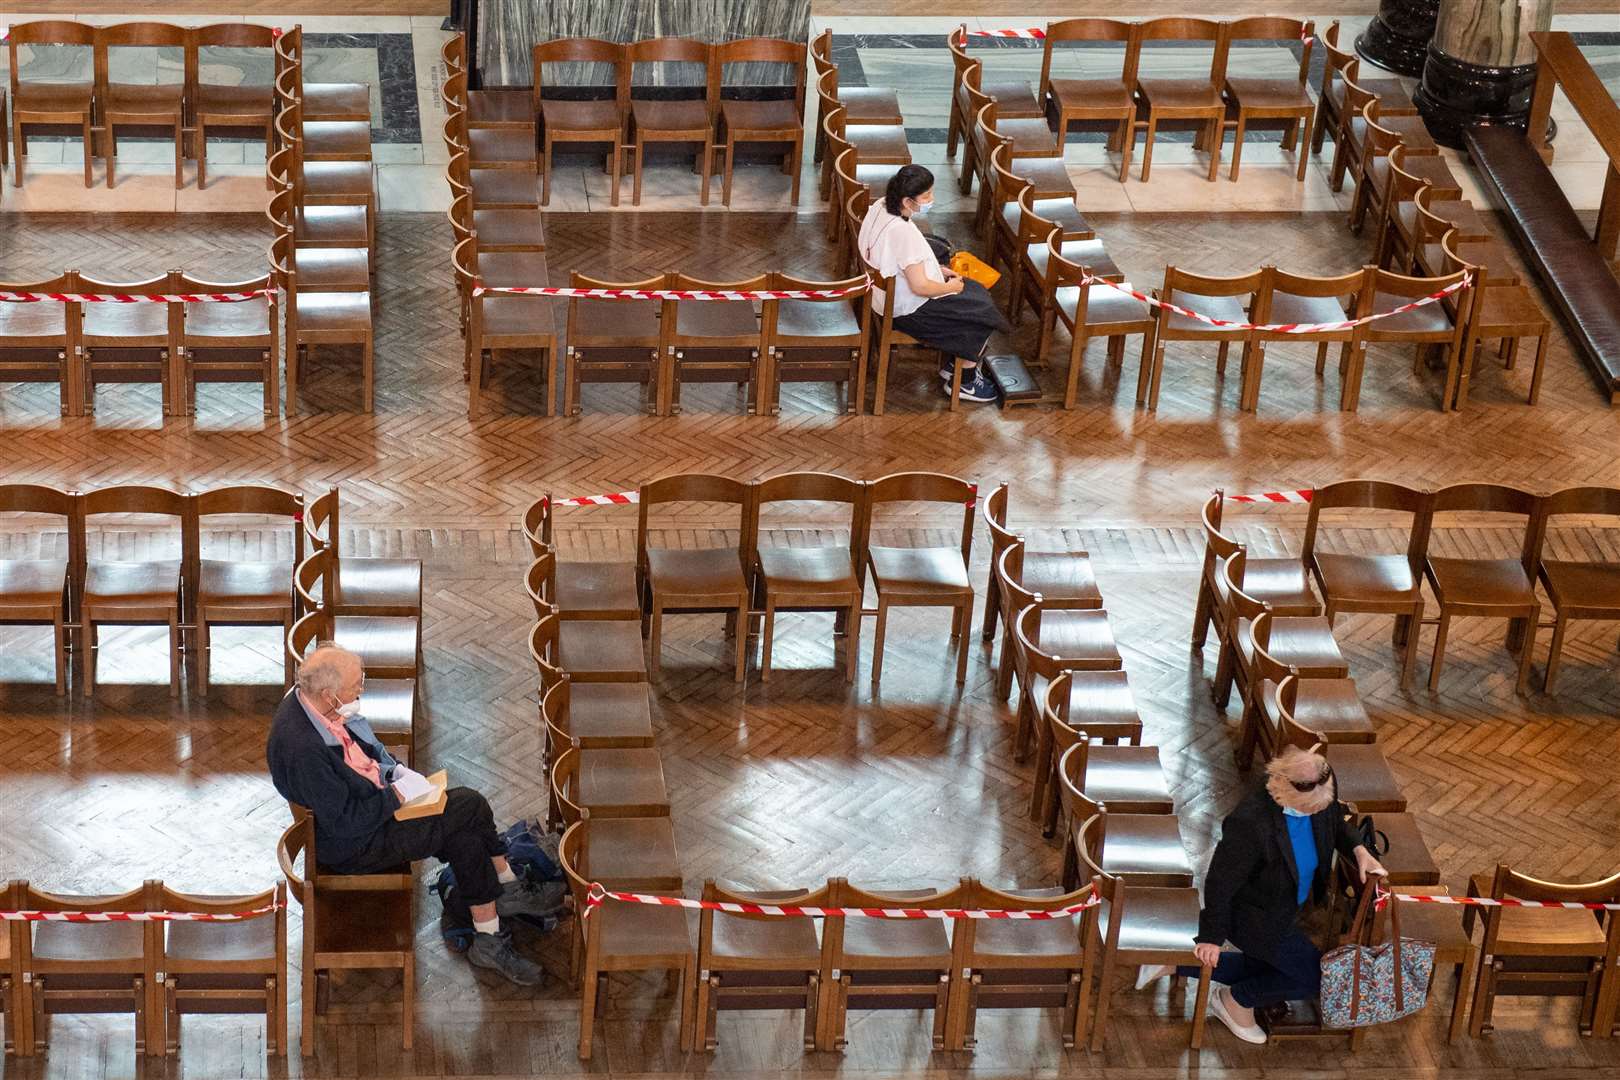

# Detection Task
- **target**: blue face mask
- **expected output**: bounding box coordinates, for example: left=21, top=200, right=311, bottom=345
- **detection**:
left=909, top=199, right=933, bottom=217
left=1282, top=805, right=1310, bottom=817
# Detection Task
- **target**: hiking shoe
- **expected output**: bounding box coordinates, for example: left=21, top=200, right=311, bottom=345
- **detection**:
left=951, top=369, right=998, bottom=403
left=495, top=878, right=569, bottom=922
left=467, top=929, right=545, bottom=986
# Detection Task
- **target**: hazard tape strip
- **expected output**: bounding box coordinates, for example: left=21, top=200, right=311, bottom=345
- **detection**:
left=544, top=491, right=639, bottom=508
left=0, top=903, right=284, bottom=923
left=1081, top=272, right=1471, bottom=335
left=0, top=290, right=275, bottom=304
left=472, top=283, right=869, bottom=301
left=965, top=27, right=1046, bottom=39
left=1378, top=889, right=1620, bottom=912
left=583, top=884, right=1098, bottom=920
left=1225, top=489, right=1313, bottom=504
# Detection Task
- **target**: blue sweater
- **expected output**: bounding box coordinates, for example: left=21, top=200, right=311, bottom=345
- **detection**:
left=1285, top=812, right=1317, bottom=906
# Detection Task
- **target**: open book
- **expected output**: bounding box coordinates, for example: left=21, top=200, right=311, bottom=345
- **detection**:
left=393, top=768, right=449, bottom=821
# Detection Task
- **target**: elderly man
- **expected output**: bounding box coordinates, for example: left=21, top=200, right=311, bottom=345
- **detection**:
left=266, top=643, right=551, bottom=985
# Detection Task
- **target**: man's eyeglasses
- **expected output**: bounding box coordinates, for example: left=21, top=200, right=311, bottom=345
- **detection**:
left=1290, top=767, right=1333, bottom=793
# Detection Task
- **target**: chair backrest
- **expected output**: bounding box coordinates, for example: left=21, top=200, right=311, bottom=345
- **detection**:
left=527, top=611, right=560, bottom=674
left=11, top=880, right=155, bottom=972
left=303, top=486, right=341, bottom=555
left=1357, top=267, right=1468, bottom=347
left=540, top=672, right=575, bottom=753
left=1200, top=488, right=1241, bottom=565
left=1302, top=479, right=1433, bottom=568
left=1429, top=484, right=1543, bottom=574
left=193, top=485, right=303, bottom=601
left=442, top=68, right=468, bottom=116
left=753, top=472, right=865, bottom=579
left=995, top=539, right=1037, bottom=619
left=442, top=32, right=466, bottom=73
left=175, top=272, right=276, bottom=344
left=0, top=274, right=81, bottom=348
left=982, top=481, right=1021, bottom=564
left=153, top=881, right=287, bottom=974
left=1226, top=17, right=1312, bottom=85
left=293, top=548, right=332, bottom=612
left=664, top=272, right=768, bottom=347
left=1538, top=485, right=1620, bottom=522
left=1258, top=265, right=1367, bottom=312
left=1217, top=547, right=1267, bottom=626
left=636, top=473, right=754, bottom=578
left=523, top=551, right=555, bottom=616
left=762, top=270, right=869, bottom=349
left=953, top=878, right=1090, bottom=968
left=276, top=817, right=412, bottom=966
left=824, top=877, right=972, bottom=969
left=533, top=37, right=628, bottom=107
left=522, top=494, right=556, bottom=555
left=714, top=37, right=804, bottom=110
left=95, top=22, right=188, bottom=99
left=285, top=607, right=329, bottom=669
left=1477, top=863, right=1620, bottom=960
left=627, top=36, right=715, bottom=110
left=696, top=878, right=835, bottom=971
left=1039, top=18, right=1138, bottom=100
left=564, top=272, right=665, bottom=348
left=1137, top=17, right=1228, bottom=82
left=9, top=21, right=96, bottom=98
left=864, top=472, right=976, bottom=567
left=1056, top=742, right=1107, bottom=838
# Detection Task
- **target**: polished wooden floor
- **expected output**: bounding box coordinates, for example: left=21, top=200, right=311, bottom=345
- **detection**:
left=3, top=208, right=1620, bottom=1078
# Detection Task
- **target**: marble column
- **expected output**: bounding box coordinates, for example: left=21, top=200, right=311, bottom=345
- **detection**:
left=1414, top=0, right=1554, bottom=148
left=1357, top=0, right=1441, bottom=77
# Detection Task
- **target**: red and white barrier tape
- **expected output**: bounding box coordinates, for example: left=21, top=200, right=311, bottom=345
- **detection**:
left=0, top=290, right=274, bottom=304
left=965, top=27, right=1046, bottom=39
left=584, top=884, right=1097, bottom=920
left=1225, top=489, right=1313, bottom=504
left=472, top=283, right=868, bottom=301
left=544, top=490, right=639, bottom=508
left=1376, top=888, right=1620, bottom=912
left=0, top=903, right=284, bottom=923
left=1082, top=273, right=1471, bottom=335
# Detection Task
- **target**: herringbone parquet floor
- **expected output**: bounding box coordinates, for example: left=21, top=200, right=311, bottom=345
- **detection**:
left=3, top=208, right=1620, bottom=1079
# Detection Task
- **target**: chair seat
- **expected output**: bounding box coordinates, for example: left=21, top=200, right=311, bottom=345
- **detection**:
left=632, top=99, right=711, bottom=135
left=0, top=558, right=68, bottom=606
left=1098, top=886, right=1202, bottom=954
left=1061, top=670, right=1143, bottom=743
left=83, top=303, right=168, bottom=343
left=775, top=298, right=861, bottom=341
left=1322, top=744, right=1406, bottom=812
left=847, top=124, right=912, bottom=163
left=557, top=620, right=647, bottom=680
left=583, top=816, right=681, bottom=890
left=1369, top=152, right=1457, bottom=195
left=1266, top=292, right=1352, bottom=334
left=1411, top=199, right=1491, bottom=242
left=982, top=80, right=1042, bottom=119
left=333, top=557, right=422, bottom=616
left=1165, top=289, right=1248, bottom=335
left=1001, top=197, right=1092, bottom=240
left=554, top=560, right=640, bottom=620
left=1025, top=238, right=1119, bottom=283
left=293, top=247, right=370, bottom=291
left=105, top=82, right=184, bottom=116
left=972, top=909, right=1082, bottom=962
left=1003, top=156, right=1077, bottom=199
left=722, top=99, right=801, bottom=134
left=647, top=548, right=747, bottom=600
left=1386, top=888, right=1471, bottom=947
left=186, top=298, right=273, bottom=342
left=854, top=163, right=906, bottom=196
left=839, top=914, right=952, bottom=967
left=869, top=546, right=970, bottom=596
left=1473, top=285, right=1546, bottom=333
left=711, top=910, right=823, bottom=968
left=541, top=99, right=622, bottom=134
left=1315, top=553, right=1421, bottom=604
left=994, top=117, right=1058, bottom=157
left=1429, top=557, right=1535, bottom=608
left=304, top=121, right=372, bottom=159
left=577, top=747, right=670, bottom=814
left=331, top=614, right=418, bottom=673
left=469, top=168, right=540, bottom=208
left=1329, top=77, right=1414, bottom=114
left=301, top=160, right=374, bottom=200
left=33, top=921, right=145, bottom=963
left=1369, top=812, right=1440, bottom=886
left=1288, top=677, right=1375, bottom=742
left=468, top=88, right=534, bottom=128
left=1049, top=79, right=1133, bottom=114
left=1021, top=551, right=1103, bottom=607
left=1085, top=745, right=1173, bottom=814
left=198, top=559, right=288, bottom=608
left=566, top=681, right=656, bottom=747
left=1242, top=615, right=1347, bottom=676
left=16, top=82, right=93, bottom=114
left=295, top=205, right=369, bottom=247
left=472, top=207, right=546, bottom=249
left=1055, top=284, right=1151, bottom=328
left=1082, top=813, right=1195, bottom=886
left=304, top=82, right=371, bottom=122
left=469, top=127, right=535, bottom=166
left=1031, top=608, right=1120, bottom=666
left=1540, top=560, right=1620, bottom=613
left=839, top=87, right=903, bottom=126
left=84, top=560, right=182, bottom=609
left=296, top=292, right=373, bottom=334
left=481, top=296, right=555, bottom=338
left=758, top=547, right=860, bottom=596
left=1491, top=906, right=1608, bottom=951
left=166, top=915, right=276, bottom=965
left=195, top=84, right=274, bottom=118
left=1137, top=78, right=1224, bottom=112
left=1420, top=239, right=1519, bottom=284
left=675, top=299, right=760, bottom=342
left=0, top=302, right=68, bottom=340
left=476, top=251, right=549, bottom=290
left=1225, top=77, right=1313, bottom=112
left=598, top=900, right=692, bottom=959
left=1238, top=557, right=1319, bottom=614
left=572, top=298, right=660, bottom=345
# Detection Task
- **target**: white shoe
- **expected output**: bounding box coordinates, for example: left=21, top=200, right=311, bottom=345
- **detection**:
left=1134, top=964, right=1176, bottom=990
left=1209, top=987, right=1267, bottom=1044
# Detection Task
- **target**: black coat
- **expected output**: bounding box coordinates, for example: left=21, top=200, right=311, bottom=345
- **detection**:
left=265, top=690, right=400, bottom=869
left=1196, top=786, right=1369, bottom=964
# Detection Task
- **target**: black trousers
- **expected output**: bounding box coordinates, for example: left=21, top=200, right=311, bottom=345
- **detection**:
left=891, top=279, right=1010, bottom=363
left=337, top=786, right=508, bottom=906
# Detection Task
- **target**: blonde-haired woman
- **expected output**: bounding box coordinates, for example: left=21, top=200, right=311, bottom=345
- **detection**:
left=1136, top=746, right=1387, bottom=1044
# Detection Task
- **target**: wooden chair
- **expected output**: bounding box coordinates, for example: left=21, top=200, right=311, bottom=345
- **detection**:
left=8, top=21, right=97, bottom=188
left=1056, top=745, right=1192, bottom=892
left=10, top=881, right=152, bottom=1055
left=548, top=740, right=671, bottom=827
left=980, top=482, right=1100, bottom=651
left=714, top=38, right=805, bottom=206
left=949, top=879, right=1092, bottom=1049
left=270, top=218, right=374, bottom=413
left=75, top=485, right=188, bottom=698
left=1378, top=885, right=1476, bottom=1042
left=190, top=24, right=278, bottom=189
left=693, top=879, right=832, bottom=1051
left=1331, top=80, right=1434, bottom=195
left=752, top=471, right=865, bottom=682
left=1372, top=147, right=1445, bottom=271
left=1253, top=674, right=1375, bottom=772
left=540, top=670, right=653, bottom=752
left=819, top=73, right=912, bottom=202
left=985, top=152, right=1091, bottom=299
left=1134, top=18, right=1230, bottom=183
left=553, top=783, right=681, bottom=896
left=533, top=38, right=628, bottom=207
left=303, top=486, right=423, bottom=617
left=0, top=483, right=76, bottom=694
left=818, top=878, right=971, bottom=1051
left=809, top=29, right=901, bottom=146
left=190, top=484, right=303, bottom=693
left=1222, top=18, right=1315, bottom=182
left=1535, top=486, right=1620, bottom=692
left=154, top=882, right=288, bottom=1056
left=1273, top=706, right=1407, bottom=812
left=1191, top=490, right=1320, bottom=655
left=286, top=604, right=420, bottom=684
left=1013, top=597, right=1124, bottom=788
left=74, top=269, right=177, bottom=416
left=1247, top=266, right=1366, bottom=411
left=444, top=73, right=532, bottom=176
left=1348, top=101, right=1457, bottom=233
left=1442, top=243, right=1550, bottom=409
left=863, top=472, right=977, bottom=687
left=558, top=822, right=694, bottom=1059
left=526, top=576, right=647, bottom=683
left=1038, top=18, right=1140, bottom=182
left=94, top=23, right=187, bottom=189
left=1467, top=864, right=1620, bottom=1037
left=175, top=272, right=278, bottom=415
left=662, top=273, right=766, bottom=415
left=0, top=273, right=81, bottom=416
left=273, top=25, right=370, bottom=124
left=1039, top=235, right=1154, bottom=409
left=279, top=103, right=376, bottom=253
left=627, top=37, right=716, bottom=205
left=1343, top=266, right=1470, bottom=412
left=1008, top=191, right=1118, bottom=337
left=857, top=249, right=955, bottom=416
left=1144, top=266, right=1265, bottom=411
left=1303, top=480, right=1433, bottom=688
left=636, top=473, right=752, bottom=681
left=1214, top=552, right=1349, bottom=730
left=1312, top=21, right=1414, bottom=156
left=521, top=493, right=640, bottom=620
left=452, top=238, right=556, bottom=419
left=948, top=25, right=1042, bottom=164
left=442, top=33, right=530, bottom=130
left=1042, top=701, right=1172, bottom=836
left=562, top=272, right=665, bottom=416
left=960, top=82, right=1056, bottom=204
left=1072, top=826, right=1210, bottom=1051
left=1420, top=484, right=1543, bottom=693
left=276, top=817, right=414, bottom=1056
left=759, top=271, right=869, bottom=415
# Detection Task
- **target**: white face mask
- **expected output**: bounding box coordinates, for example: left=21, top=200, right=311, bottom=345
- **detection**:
left=1282, top=805, right=1310, bottom=818
left=909, top=198, right=934, bottom=217
left=329, top=693, right=362, bottom=720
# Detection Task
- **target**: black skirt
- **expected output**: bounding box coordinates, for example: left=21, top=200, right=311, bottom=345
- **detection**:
left=891, top=280, right=1011, bottom=362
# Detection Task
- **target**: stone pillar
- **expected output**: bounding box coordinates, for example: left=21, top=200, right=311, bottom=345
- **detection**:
left=1357, top=0, right=1440, bottom=78
left=1414, top=0, right=1554, bottom=148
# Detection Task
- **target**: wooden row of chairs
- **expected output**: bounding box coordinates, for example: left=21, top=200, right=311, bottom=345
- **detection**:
left=6, top=22, right=348, bottom=189
left=1, top=879, right=287, bottom=1057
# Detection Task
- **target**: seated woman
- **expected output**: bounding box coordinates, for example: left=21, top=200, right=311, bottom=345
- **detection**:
left=1136, top=745, right=1387, bottom=1043
left=857, top=164, right=1009, bottom=403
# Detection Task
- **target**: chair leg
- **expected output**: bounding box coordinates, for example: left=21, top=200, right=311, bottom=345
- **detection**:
left=1139, top=116, right=1157, bottom=182
left=759, top=601, right=775, bottom=681
left=1398, top=601, right=1424, bottom=689
left=53, top=615, right=67, bottom=695
left=698, top=136, right=713, bottom=207
left=995, top=623, right=1016, bottom=700
left=649, top=604, right=664, bottom=678
left=1191, top=579, right=1215, bottom=649
left=870, top=600, right=888, bottom=686
left=844, top=600, right=861, bottom=682
left=197, top=620, right=211, bottom=697
left=1427, top=610, right=1450, bottom=691
left=1543, top=613, right=1568, bottom=692
left=610, top=140, right=623, bottom=208
left=1206, top=116, right=1223, bottom=182
left=677, top=960, right=696, bottom=1053
left=955, top=600, right=971, bottom=685
left=400, top=951, right=414, bottom=1050
left=90, top=118, right=100, bottom=188
left=1513, top=604, right=1538, bottom=695
left=1116, top=115, right=1134, bottom=183
left=1087, top=946, right=1119, bottom=1052
left=1295, top=110, right=1312, bottom=180
left=733, top=600, right=748, bottom=683
left=981, top=580, right=1000, bottom=643
left=722, top=137, right=736, bottom=207
left=578, top=967, right=599, bottom=1059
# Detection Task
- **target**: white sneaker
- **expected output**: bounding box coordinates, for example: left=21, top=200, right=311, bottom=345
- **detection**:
left=1134, top=964, right=1176, bottom=990
left=1208, top=987, right=1267, bottom=1044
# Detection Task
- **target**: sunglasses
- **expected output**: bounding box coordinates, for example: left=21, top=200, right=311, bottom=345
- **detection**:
left=1290, top=767, right=1334, bottom=793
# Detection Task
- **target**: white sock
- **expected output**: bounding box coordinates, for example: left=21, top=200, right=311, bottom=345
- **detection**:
left=474, top=915, right=500, bottom=935
left=497, top=866, right=518, bottom=884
